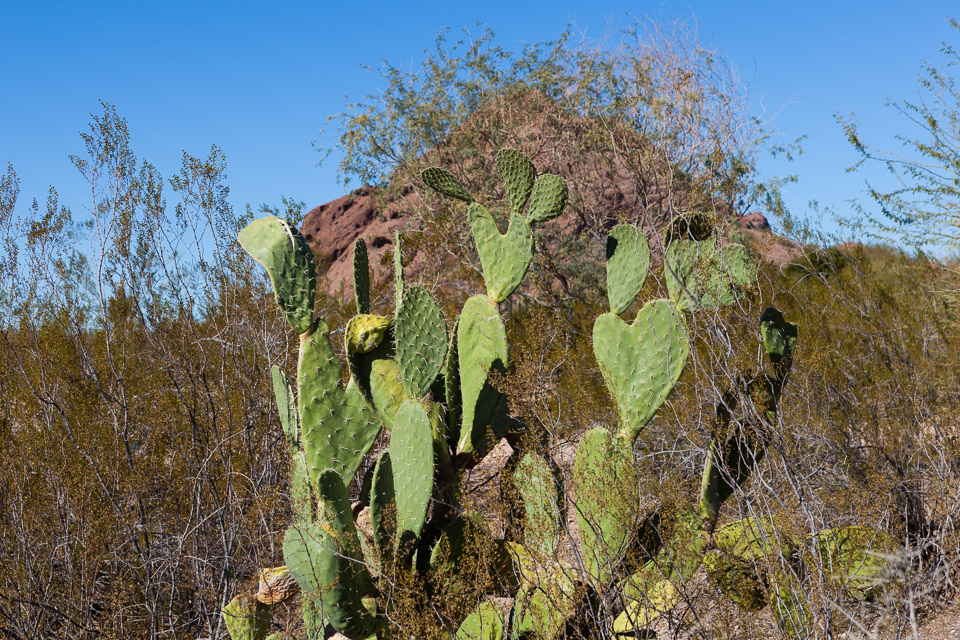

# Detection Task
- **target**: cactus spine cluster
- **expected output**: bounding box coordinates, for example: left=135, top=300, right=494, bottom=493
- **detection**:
left=227, top=150, right=891, bottom=640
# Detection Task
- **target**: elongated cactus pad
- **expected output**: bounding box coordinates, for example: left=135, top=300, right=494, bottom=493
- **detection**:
left=299, top=319, right=382, bottom=489
left=370, top=452, right=396, bottom=561
left=271, top=365, right=299, bottom=452
left=422, top=166, right=474, bottom=203
left=574, top=427, right=639, bottom=585
left=394, top=231, right=404, bottom=304
left=593, top=299, right=689, bottom=442
left=444, top=316, right=462, bottom=449
left=497, top=148, right=536, bottom=215
left=513, top=452, right=560, bottom=557
left=665, top=239, right=755, bottom=311
left=458, top=295, right=508, bottom=455
left=395, top=285, right=448, bottom=398
left=238, top=215, right=316, bottom=334
left=290, top=450, right=312, bottom=524
left=283, top=470, right=379, bottom=638
left=526, top=174, right=568, bottom=223
left=391, top=400, right=435, bottom=542
left=455, top=601, right=504, bottom=640
left=468, top=203, right=533, bottom=303
left=605, top=225, right=650, bottom=315
left=222, top=594, right=270, bottom=640
left=353, top=237, right=370, bottom=315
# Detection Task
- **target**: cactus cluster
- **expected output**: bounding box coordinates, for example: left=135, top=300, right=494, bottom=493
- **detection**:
left=227, top=150, right=892, bottom=640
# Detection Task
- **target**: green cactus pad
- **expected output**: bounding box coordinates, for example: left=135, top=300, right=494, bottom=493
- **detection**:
left=345, top=314, right=392, bottom=355
left=353, top=237, right=370, bottom=315
left=616, top=506, right=707, bottom=633
left=574, top=427, right=640, bottom=585
left=298, top=319, right=382, bottom=489
left=702, top=517, right=791, bottom=611
left=455, top=601, right=504, bottom=640
left=665, top=239, right=756, bottom=311
left=394, top=231, right=404, bottom=304
left=290, top=450, right=312, bottom=524
left=605, top=225, right=650, bottom=315
left=430, top=516, right=516, bottom=597
left=513, top=452, right=560, bottom=556
left=526, top=174, right=568, bottom=223
left=283, top=470, right=379, bottom=638
left=468, top=203, right=533, bottom=303
left=592, top=299, right=689, bottom=442
left=271, top=365, right=299, bottom=452
left=222, top=594, right=270, bottom=640
left=497, top=149, right=536, bottom=215
left=513, top=568, right=577, bottom=640
left=395, top=285, right=448, bottom=398
left=346, top=330, right=409, bottom=431
left=422, top=166, right=474, bottom=203
left=238, top=215, right=316, bottom=335
left=760, top=306, right=799, bottom=365
left=612, top=575, right=679, bottom=635
left=444, top=316, right=462, bottom=449
left=811, top=526, right=892, bottom=600
left=771, top=566, right=811, bottom=639
left=370, top=452, right=396, bottom=561
left=391, top=400, right=435, bottom=542
left=457, top=295, right=508, bottom=455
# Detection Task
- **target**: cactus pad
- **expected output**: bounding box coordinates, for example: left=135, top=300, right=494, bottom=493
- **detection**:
left=299, top=319, right=382, bottom=488
left=497, top=148, right=536, bottom=215
left=811, top=526, right=892, bottom=600
left=395, top=285, right=448, bottom=398
left=283, top=469, right=379, bottom=638
left=512, top=452, right=560, bottom=556
left=391, top=400, right=435, bottom=542
left=457, top=295, right=508, bottom=455
left=574, top=427, right=639, bottom=585
left=271, top=365, right=299, bottom=452
left=422, top=166, right=474, bottom=203
left=353, top=236, right=370, bottom=315
left=370, top=452, right=396, bottom=560
left=760, top=306, right=799, bottom=365
left=526, top=174, right=568, bottom=223
left=222, top=594, right=270, bottom=640
left=592, top=299, right=689, bottom=442
left=238, top=215, right=316, bottom=335
left=665, top=239, right=755, bottom=311
left=455, top=601, right=504, bottom=640
left=444, top=316, right=462, bottom=449
left=468, top=203, right=533, bottom=303
left=605, top=225, right=650, bottom=315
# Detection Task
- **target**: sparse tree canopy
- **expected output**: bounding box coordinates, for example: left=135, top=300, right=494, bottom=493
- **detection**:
left=841, top=19, right=960, bottom=250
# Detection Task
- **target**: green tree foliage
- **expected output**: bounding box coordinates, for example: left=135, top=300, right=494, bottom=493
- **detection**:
left=841, top=19, right=960, bottom=250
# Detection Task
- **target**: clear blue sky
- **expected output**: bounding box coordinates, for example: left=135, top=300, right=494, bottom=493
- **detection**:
left=2, top=1, right=957, bottom=238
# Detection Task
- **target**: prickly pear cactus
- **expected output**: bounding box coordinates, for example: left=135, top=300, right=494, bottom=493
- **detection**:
left=222, top=594, right=270, bottom=640
left=593, top=299, right=689, bottom=442
left=237, top=215, right=316, bottom=334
